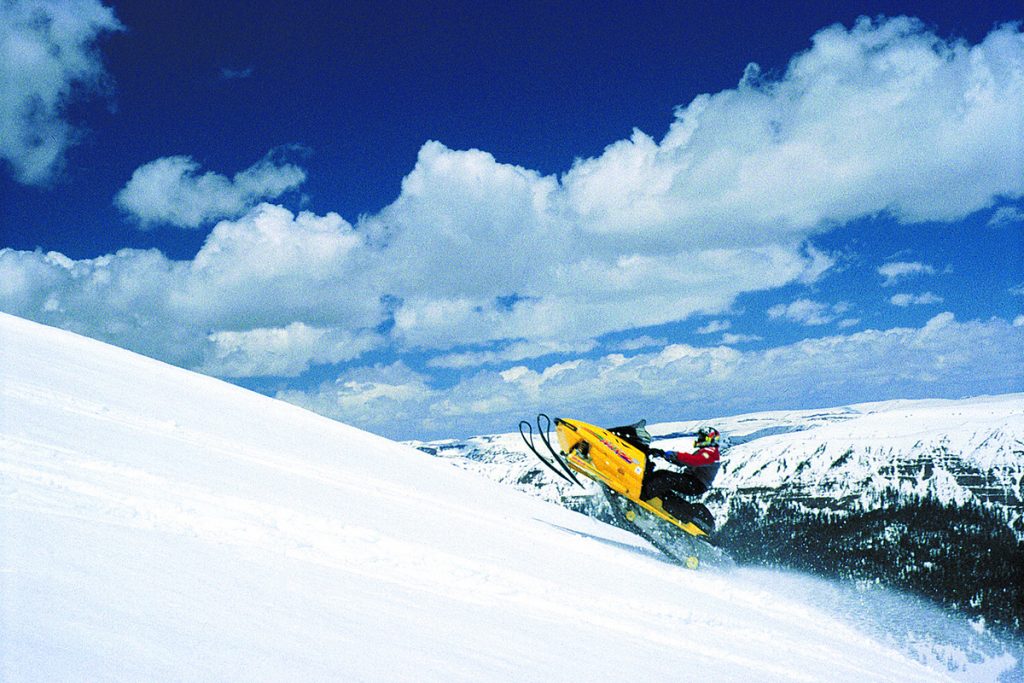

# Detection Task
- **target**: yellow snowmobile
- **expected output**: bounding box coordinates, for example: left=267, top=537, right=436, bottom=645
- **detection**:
left=519, top=414, right=726, bottom=569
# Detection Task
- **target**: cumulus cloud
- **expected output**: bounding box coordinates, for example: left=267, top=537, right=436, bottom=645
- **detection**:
left=878, top=261, right=938, bottom=286
left=890, top=292, right=943, bottom=307
left=355, top=17, right=1023, bottom=349
left=278, top=362, right=437, bottom=430
left=614, top=336, right=668, bottom=351
left=563, top=17, right=1024, bottom=240
left=3, top=17, right=1024, bottom=428
left=279, top=314, right=1024, bottom=438
left=0, top=0, right=122, bottom=184
left=362, top=139, right=833, bottom=349
left=177, top=204, right=377, bottom=328
left=768, top=299, right=851, bottom=326
left=427, top=339, right=597, bottom=369
left=0, top=204, right=380, bottom=370
left=201, top=322, right=382, bottom=378
left=114, top=151, right=307, bottom=228
left=695, top=321, right=763, bottom=345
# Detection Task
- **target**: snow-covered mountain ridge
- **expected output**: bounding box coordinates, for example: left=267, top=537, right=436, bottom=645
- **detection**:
left=707, top=397, right=1024, bottom=530
left=2, top=312, right=1021, bottom=681
left=407, top=396, right=1024, bottom=535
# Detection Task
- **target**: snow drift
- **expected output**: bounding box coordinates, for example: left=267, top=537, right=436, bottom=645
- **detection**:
left=0, top=312, right=1019, bottom=681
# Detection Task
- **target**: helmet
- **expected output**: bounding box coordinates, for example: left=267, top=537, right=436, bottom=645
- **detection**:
left=695, top=427, right=720, bottom=448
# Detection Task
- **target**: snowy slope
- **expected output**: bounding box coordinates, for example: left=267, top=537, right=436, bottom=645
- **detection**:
left=405, top=430, right=610, bottom=517
left=0, top=312, right=1019, bottom=682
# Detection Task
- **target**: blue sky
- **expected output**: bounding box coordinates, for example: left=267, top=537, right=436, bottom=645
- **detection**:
left=2, top=0, right=1022, bottom=439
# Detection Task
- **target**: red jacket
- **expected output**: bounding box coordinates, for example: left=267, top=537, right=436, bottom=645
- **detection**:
left=668, top=445, right=720, bottom=467
left=666, top=445, right=721, bottom=489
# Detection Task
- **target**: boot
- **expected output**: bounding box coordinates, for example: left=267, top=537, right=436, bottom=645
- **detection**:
left=660, top=495, right=695, bottom=521
left=662, top=497, right=716, bottom=534
left=689, top=503, right=716, bottom=534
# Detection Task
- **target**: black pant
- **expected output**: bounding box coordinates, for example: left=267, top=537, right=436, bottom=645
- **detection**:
left=642, top=469, right=706, bottom=501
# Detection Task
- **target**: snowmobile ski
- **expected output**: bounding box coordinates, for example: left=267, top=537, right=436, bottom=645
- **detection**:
left=519, top=415, right=583, bottom=487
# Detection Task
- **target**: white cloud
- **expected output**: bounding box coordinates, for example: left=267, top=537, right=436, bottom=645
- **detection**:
left=427, top=339, right=597, bottom=369
left=0, top=0, right=122, bottom=184
left=614, top=336, right=668, bottom=351
left=115, top=152, right=307, bottom=228
left=280, top=314, right=1024, bottom=438
left=988, top=206, right=1024, bottom=227
left=890, top=292, right=944, bottom=307
left=366, top=139, right=831, bottom=347
left=179, top=204, right=375, bottom=327
left=3, top=17, right=1024, bottom=410
left=358, top=17, right=1024, bottom=349
left=563, top=18, right=1024, bottom=239
left=201, top=322, right=382, bottom=378
left=278, top=362, right=437, bottom=429
left=0, top=204, right=379, bottom=369
left=1014, top=315, right=1024, bottom=327
left=721, top=333, right=762, bottom=345
left=878, top=261, right=937, bottom=286
left=768, top=299, right=851, bottom=326
left=697, top=320, right=731, bottom=335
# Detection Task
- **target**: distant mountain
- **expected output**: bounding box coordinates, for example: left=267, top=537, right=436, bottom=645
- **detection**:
left=408, top=396, right=1024, bottom=536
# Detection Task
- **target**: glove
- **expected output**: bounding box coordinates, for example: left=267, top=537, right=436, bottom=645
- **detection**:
left=648, top=447, right=667, bottom=459
left=658, top=449, right=684, bottom=465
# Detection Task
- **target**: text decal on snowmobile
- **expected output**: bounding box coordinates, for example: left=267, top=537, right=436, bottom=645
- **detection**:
left=582, top=427, right=635, bottom=464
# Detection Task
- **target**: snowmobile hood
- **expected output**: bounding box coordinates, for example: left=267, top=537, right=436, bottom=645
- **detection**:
left=554, top=418, right=648, bottom=492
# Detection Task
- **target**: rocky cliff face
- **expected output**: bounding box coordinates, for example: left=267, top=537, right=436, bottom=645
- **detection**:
left=702, top=396, right=1024, bottom=536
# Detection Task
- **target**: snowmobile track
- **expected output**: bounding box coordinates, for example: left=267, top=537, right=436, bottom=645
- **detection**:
left=600, top=485, right=732, bottom=570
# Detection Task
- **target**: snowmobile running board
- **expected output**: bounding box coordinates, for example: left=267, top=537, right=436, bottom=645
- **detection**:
left=519, top=414, right=583, bottom=487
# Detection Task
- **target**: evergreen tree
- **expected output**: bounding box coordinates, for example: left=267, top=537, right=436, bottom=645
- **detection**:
left=717, top=494, right=1024, bottom=632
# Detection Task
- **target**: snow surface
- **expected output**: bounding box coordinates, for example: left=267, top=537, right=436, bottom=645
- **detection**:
left=1, top=312, right=1020, bottom=682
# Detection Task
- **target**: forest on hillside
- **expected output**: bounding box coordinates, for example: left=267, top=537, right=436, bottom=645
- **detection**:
left=717, top=493, right=1024, bottom=634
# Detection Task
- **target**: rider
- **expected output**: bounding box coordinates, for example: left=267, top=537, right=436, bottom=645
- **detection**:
left=642, top=427, right=721, bottom=531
